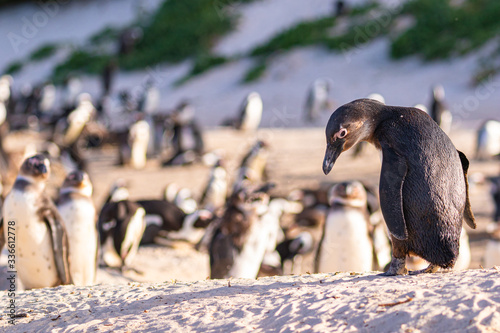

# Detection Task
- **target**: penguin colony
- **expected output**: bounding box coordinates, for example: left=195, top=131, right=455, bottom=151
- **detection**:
left=0, top=73, right=497, bottom=290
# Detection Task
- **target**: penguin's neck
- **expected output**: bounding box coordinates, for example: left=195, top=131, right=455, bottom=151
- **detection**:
left=359, top=106, right=395, bottom=147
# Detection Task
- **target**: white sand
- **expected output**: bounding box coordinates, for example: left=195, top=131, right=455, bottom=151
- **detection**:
left=1, top=269, right=499, bottom=332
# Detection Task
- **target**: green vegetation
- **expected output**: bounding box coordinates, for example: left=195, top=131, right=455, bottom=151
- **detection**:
left=391, top=0, right=500, bottom=60
left=50, top=0, right=256, bottom=84
left=250, top=18, right=336, bottom=57
left=4, top=61, right=23, bottom=75
left=52, top=50, right=111, bottom=83
left=242, top=61, right=267, bottom=83
left=29, top=44, right=58, bottom=61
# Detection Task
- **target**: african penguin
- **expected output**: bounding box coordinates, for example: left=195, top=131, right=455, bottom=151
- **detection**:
left=128, top=115, right=150, bottom=169
left=2, top=154, right=72, bottom=289
left=475, top=120, right=500, bottom=160
left=209, top=185, right=272, bottom=279
left=323, top=99, right=476, bottom=275
left=304, top=78, right=332, bottom=122
left=352, top=93, right=385, bottom=158
left=430, top=85, right=452, bottom=134
left=277, top=231, right=314, bottom=274
left=57, top=170, right=97, bottom=286
left=136, top=199, right=186, bottom=245
left=98, top=200, right=146, bottom=269
left=233, top=140, right=269, bottom=193
left=236, top=92, right=263, bottom=132
left=199, top=158, right=228, bottom=211
left=315, top=181, right=373, bottom=273
left=162, top=102, right=204, bottom=166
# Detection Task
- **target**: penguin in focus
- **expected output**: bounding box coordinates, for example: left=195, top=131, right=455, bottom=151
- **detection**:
left=322, top=99, right=476, bottom=275
left=235, top=92, right=263, bottom=132
left=475, top=120, right=500, bottom=160
left=2, top=154, right=72, bottom=289
left=314, top=181, right=374, bottom=273
left=57, top=170, right=97, bottom=286
left=98, top=200, right=146, bottom=269
left=352, top=93, right=385, bottom=158
left=429, top=85, right=452, bottom=134
left=304, top=78, right=332, bottom=122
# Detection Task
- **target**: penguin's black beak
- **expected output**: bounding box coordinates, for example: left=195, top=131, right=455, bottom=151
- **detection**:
left=323, top=140, right=344, bottom=175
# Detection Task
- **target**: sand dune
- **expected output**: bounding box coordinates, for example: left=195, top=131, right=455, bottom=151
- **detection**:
left=1, top=269, right=499, bottom=332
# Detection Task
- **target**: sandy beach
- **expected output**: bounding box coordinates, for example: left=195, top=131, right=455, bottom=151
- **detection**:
left=0, top=126, right=499, bottom=331
left=1, top=269, right=499, bottom=332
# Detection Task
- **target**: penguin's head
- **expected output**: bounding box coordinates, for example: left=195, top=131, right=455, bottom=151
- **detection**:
left=61, top=170, right=93, bottom=197
left=323, top=99, right=381, bottom=175
left=19, top=154, right=50, bottom=182
left=328, top=181, right=367, bottom=208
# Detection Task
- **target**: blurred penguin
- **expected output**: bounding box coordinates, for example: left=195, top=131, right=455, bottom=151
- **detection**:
left=0, top=75, right=13, bottom=111
left=484, top=229, right=500, bottom=268
left=128, top=114, right=150, bottom=169
left=475, top=120, right=500, bottom=160
left=489, top=175, right=500, bottom=231
left=277, top=231, right=314, bottom=274
left=54, top=93, right=95, bottom=172
left=162, top=102, right=204, bottom=166
left=62, top=76, right=82, bottom=114
left=235, top=92, right=263, bottom=132
left=430, top=85, right=452, bottom=134
left=199, top=157, right=228, bottom=211
left=209, top=185, right=273, bottom=279
left=315, top=181, right=373, bottom=273
left=233, top=140, right=269, bottom=193
left=304, top=78, right=332, bottom=122
left=57, top=170, right=98, bottom=286
left=98, top=200, right=146, bottom=270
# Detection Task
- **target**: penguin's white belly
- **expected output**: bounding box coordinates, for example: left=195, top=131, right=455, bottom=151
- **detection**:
left=58, top=200, right=97, bottom=286
left=318, top=209, right=372, bottom=273
left=241, top=99, right=262, bottom=131
left=121, top=208, right=146, bottom=266
left=228, top=218, right=271, bottom=279
left=129, top=122, right=150, bottom=169
left=484, top=239, right=500, bottom=268
left=3, top=190, right=59, bottom=289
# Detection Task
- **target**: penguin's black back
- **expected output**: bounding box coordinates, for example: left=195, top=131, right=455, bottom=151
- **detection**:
left=376, top=105, right=465, bottom=267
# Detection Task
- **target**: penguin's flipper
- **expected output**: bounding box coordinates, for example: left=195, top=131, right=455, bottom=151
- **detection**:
left=379, top=145, right=408, bottom=240
left=39, top=198, right=72, bottom=285
left=0, top=218, right=5, bottom=251
left=457, top=150, right=476, bottom=229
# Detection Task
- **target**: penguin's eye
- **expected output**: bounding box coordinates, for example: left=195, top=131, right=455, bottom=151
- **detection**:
left=338, top=128, right=348, bottom=138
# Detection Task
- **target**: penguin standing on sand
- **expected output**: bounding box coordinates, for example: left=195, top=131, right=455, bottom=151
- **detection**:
left=315, top=181, right=374, bottom=273
left=304, top=78, right=332, bottom=122
left=98, top=200, right=146, bottom=269
left=322, top=99, right=476, bottom=275
left=162, top=102, right=204, bottom=166
left=209, top=185, right=272, bottom=279
left=128, top=114, right=150, bottom=169
left=2, top=154, right=72, bottom=288
left=233, top=140, right=269, bottom=192
left=235, top=92, right=263, bottom=132
left=199, top=158, right=228, bottom=211
left=475, top=120, right=500, bottom=160
left=57, top=170, right=97, bottom=286
left=430, top=85, right=452, bottom=134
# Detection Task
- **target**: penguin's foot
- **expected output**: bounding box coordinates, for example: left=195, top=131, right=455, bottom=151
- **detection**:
left=379, top=258, right=407, bottom=276
left=409, top=264, right=439, bottom=275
